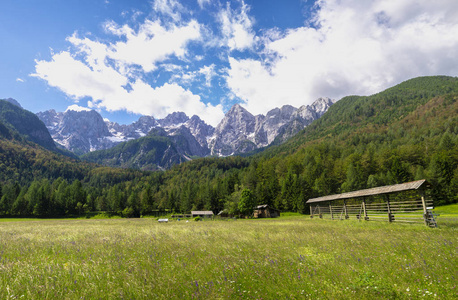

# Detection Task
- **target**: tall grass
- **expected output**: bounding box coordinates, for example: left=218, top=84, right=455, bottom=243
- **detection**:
left=0, top=217, right=456, bottom=299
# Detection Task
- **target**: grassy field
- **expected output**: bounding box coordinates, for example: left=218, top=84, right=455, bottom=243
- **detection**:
left=0, top=216, right=456, bottom=299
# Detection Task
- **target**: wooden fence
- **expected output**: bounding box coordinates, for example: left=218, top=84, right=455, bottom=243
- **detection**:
left=310, top=197, right=436, bottom=226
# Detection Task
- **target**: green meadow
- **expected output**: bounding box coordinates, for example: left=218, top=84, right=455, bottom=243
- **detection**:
left=0, top=215, right=456, bottom=299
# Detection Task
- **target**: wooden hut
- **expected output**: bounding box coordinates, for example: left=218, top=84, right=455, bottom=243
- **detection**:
left=217, top=210, right=231, bottom=218
left=191, top=211, right=214, bottom=218
left=253, top=205, right=280, bottom=218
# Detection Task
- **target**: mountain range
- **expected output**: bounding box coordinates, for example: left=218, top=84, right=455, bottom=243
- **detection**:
left=37, top=97, right=334, bottom=169
left=0, top=76, right=457, bottom=217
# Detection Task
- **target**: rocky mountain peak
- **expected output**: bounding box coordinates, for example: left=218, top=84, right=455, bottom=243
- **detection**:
left=210, top=98, right=335, bottom=156
left=158, top=112, right=189, bottom=127
left=185, top=115, right=215, bottom=149
left=210, top=104, right=257, bottom=156
left=60, top=110, right=110, bottom=138
left=310, top=97, right=335, bottom=116
left=217, top=104, right=255, bottom=133
left=37, top=97, right=334, bottom=162
left=132, top=116, right=158, bottom=135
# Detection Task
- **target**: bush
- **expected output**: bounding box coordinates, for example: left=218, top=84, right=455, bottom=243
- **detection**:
left=194, top=216, right=201, bottom=221
left=122, top=207, right=135, bottom=218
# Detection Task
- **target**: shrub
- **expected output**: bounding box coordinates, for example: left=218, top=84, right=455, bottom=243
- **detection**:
left=122, top=207, right=135, bottom=218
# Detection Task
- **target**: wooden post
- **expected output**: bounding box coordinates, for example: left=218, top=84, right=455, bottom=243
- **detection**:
left=386, top=194, right=393, bottom=222
left=318, top=205, right=322, bottom=218
left=343, top=200, right=349, bottom=219
left=329, top=203, right=333, bottom=220
left=421, top=191, right=428, bottom=226
left=310, top=205, right=313, bottom=218
left=362, top=198, right=368, bottom=221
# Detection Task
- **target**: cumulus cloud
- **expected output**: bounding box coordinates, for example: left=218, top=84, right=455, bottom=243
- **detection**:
left=32, top=15, right=224, bottom=126
left=198, top=64, right=216, bottom=87
left=152, top=0, right=185, bottom=22
left=197, top=0, right=211, bottom=9
left=218, top=1, right=256, bottom=51
left=226, top=0, right=458, bottom=115
left=103, top=19, right=201, bottom=73
left=31, top=0, right=458, bottom=126
left=66, top=105, right=92, bottom=112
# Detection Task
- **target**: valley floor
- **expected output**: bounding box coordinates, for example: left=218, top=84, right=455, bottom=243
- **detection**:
left=0, top=215, right=456, bottom=299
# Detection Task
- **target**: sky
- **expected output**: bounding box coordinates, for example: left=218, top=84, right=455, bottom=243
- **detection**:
left=1, top=0, right=458, bottom=126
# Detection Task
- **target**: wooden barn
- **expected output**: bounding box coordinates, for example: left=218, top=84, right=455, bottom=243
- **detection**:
left=191, top=211, right=214, bottom=218
left=217, top=210, right=231, bottom=218
left=253, top=205, right=280, bottom=218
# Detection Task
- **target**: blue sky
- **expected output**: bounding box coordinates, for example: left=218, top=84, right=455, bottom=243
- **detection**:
left=1, top=0, right=458, bottom=126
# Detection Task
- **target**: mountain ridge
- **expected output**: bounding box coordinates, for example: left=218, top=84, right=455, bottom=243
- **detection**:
left=0, top=99, right=57, bottom=152
left=37, top=98, right=334, bottom=170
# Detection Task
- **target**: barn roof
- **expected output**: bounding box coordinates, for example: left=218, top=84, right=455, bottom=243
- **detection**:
left=306, top=179, right=430, bottom=204
left=191, top=211, right=214, bottom=215
left=255, top=204, right=280, bottom=211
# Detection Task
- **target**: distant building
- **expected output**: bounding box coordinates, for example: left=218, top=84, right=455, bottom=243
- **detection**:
left=253, top=205, right=280, bottom=218
left=217, top=210, right=230, bottom=218
left=191, top=211, right=214, bottom=218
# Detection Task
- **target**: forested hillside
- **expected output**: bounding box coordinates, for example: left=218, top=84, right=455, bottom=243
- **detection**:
left=155, top=76, right=458, bottom=213
left=0, top=100, right=57, bottom=151
left=81, top=129, right=199, bottom=171
left=0, top=76, right=457, bottom=217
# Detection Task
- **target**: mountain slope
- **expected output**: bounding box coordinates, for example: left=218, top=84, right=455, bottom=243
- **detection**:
left=0, top=99, right=57, bottom=151
left=155, top=76, right=458, bottom=213
left=275, top=76, right=458, bottom=153
left=81, top=127, right=207, bottom=171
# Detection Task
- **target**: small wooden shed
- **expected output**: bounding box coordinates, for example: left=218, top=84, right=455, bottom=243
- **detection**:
left=253, top=205, right=280, bottom=218
left=217, top=210, right=231, bottom=218
left=191, top=211, right=214, bottom=218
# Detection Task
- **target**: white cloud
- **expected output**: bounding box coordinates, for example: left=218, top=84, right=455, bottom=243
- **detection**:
left=198, top=64, right=216, bottom=87
left=31, top=0, right=458, bottom=127
left=197, top=0, right=211, bottom=9
left=226, top=0, right=458, bottom=116
left=66, top=105, right=92, bottom=112
left=33, top=50, right=223, bottom=125
left=103, top=19, right=201, bottom=73
left=32, top=15, right=223, bottom=126
left=16, top=78, right=25, bottom=83
left=33, top=51, right=127, bottom=103
left=152, top=0, right=185, bottom=22
left=218, top=1, right=256, bottom=51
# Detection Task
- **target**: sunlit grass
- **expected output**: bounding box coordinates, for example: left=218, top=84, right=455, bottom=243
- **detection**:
left=434, top=203, right=458, bottom=216
left=0, top=217, right=456, bottom=299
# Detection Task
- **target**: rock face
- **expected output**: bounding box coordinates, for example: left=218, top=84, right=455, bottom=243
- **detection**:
left=209, top=104, right=257, bottom=156
left=208, top=98, right=335, bottom=156
left=274, top=97, right=336, bottom=144
left=37, top=108, right=214, bottom=157
left=37, top=109, right=114, bottom=155
left=38, top=97, right=334, bottom=168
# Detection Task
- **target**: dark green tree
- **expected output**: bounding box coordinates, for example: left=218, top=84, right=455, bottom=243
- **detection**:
left=238, top=188, right=256, bottom=217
